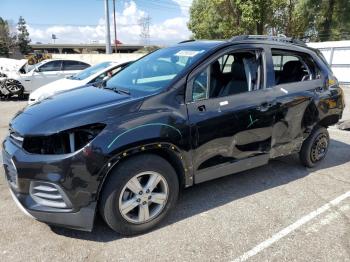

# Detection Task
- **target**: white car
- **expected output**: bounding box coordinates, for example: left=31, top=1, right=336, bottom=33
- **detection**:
left=0, top=59, right=90, bottom=96
left=28, top=61, right=132, bottom=105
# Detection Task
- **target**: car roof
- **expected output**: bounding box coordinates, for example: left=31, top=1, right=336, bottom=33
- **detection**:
left=176, top=36, right=316, bottom=53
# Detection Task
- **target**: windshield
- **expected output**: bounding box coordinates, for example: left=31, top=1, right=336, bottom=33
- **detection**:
left=105, top=46, right=209, bottom=95
left=70, top=62, right=112, bottom=80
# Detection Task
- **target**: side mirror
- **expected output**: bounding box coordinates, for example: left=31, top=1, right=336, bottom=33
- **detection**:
left=34, top=67, right=40, bottom=73
left=102, top=75, right=109, bottom=81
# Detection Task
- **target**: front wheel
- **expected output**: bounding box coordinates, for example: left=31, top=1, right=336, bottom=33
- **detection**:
left=99, top=154, right=179, bottom=235
left=300, top=126, right=330, bottom=168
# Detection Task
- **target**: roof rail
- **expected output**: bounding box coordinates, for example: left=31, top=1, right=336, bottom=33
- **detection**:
left=178, top=39, right=196, bottom=44
left=229, top=35, right=306, bottom=46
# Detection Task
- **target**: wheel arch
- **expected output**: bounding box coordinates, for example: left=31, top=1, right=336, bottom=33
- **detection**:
left=96, top=142, right=191, bottom=202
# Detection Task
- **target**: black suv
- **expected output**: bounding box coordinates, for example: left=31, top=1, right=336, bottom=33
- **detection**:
left=2, top=36, right=345, bottom=235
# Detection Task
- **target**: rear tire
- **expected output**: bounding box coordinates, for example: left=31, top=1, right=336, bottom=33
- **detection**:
left=99, top=154, right=179, bottom=235
left=300, top=126, right=329, bottom=168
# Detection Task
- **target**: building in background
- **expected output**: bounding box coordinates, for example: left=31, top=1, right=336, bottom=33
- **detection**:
left=308, top=41, right=350, bottom=85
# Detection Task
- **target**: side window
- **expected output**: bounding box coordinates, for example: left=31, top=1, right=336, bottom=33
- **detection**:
left=192, top=68, right=209, bottom=101
left=272, top=49, right=321, bottom=85
left=38, top=61, right=62, bottom=72
left=192, top=51, right=262, bottom=101
left=63, top=61, right=90, bottom=71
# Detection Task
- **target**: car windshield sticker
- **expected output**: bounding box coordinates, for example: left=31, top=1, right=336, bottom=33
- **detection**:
left=175, top=50, right=205, bottom=57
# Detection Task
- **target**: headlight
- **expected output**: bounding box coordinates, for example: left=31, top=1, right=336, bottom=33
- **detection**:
left=22, top=123, right=105, bottom=154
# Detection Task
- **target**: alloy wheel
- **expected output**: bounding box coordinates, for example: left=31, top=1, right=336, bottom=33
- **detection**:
left=118, top=171, right=169, bottom=224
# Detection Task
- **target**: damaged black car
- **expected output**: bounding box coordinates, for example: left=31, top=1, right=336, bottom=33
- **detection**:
left=2, top=35, right=345, bottom=235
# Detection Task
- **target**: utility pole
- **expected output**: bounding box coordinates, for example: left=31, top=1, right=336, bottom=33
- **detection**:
left=104, top=0, right=112, bottom=54
left=113, top=0, right=117, bottom=53
left=138, top=15, right=151, bottom=46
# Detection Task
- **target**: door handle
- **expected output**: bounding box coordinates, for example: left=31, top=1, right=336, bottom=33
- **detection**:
left=314, top=86, right=324, bottom=93
left=257, top=102, right=272, bottom=112
left=197, top=105, right=206, bottom=112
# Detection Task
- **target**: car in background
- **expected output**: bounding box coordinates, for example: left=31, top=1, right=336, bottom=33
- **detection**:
left=0, top=59, right=90, bottom=97
left=28, top=61, right=132, bottom=105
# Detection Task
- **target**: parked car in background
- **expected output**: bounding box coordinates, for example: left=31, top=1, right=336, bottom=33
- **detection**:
left=0, top=59, right=90, bottom=98
left=28, top=61, right=132, bottom=105
left=2, top=36, right=344, bottom=236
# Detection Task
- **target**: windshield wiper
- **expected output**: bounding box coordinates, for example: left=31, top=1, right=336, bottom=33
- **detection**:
left=104, top=87, right=131, bottom=95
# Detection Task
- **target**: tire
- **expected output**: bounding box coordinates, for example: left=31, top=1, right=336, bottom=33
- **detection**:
left=99, top=154, right=179, bottom=235
left=299, top=126, right=330, bottom=168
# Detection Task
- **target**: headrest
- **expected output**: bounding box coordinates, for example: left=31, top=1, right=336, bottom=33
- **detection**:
left=282, top=60, right=304, bottom=75
left=231, top=62, right=246, bottom=81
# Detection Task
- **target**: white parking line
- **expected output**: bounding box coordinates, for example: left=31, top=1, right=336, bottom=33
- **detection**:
left=232, top=191, right=350, bottom=262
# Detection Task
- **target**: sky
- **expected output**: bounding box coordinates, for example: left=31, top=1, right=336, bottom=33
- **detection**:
left=0, top=0, right=193, bottom=45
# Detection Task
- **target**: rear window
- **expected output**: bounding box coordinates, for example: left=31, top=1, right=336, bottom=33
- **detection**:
left=272, top=49, right=321, bottom=85
left=63, top=61, right=90, bottom=71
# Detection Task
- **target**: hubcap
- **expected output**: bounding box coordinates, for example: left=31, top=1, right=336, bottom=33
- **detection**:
left=119, top=171, right=169, bottom=224
left=311, top=133, right=328, bottom=163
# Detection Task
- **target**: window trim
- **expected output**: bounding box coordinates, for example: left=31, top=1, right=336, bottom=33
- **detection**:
left=186, top=45, right=266, bottom=103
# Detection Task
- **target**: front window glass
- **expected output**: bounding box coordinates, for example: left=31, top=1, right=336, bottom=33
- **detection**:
left=106, top=46, right=208, bottom=95
left=71, top=62, right=111, bottom=80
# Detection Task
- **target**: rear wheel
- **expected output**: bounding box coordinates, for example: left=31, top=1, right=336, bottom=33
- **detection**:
left=300, top=126, right=329, bottom=168
left=99, top=154, right=179, bottom=235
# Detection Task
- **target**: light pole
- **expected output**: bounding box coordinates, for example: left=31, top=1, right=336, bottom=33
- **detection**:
left=104, top=0, right=112, bottom=54
left=113, top=0, right=117, bottom=53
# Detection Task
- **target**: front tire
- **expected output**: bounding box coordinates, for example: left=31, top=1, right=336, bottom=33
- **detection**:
left=99, top=154, right=179, bottom=235
left=300, top=126, right=330, bottom=168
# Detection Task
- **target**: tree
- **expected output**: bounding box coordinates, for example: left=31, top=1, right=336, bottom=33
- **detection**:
left=188, top=0, right=295, bottom=39
left=17, top=16, right=31, bottom=55
left=0, top=17, right=15, bottom=57
left=188, top=0, right=350, bottom=41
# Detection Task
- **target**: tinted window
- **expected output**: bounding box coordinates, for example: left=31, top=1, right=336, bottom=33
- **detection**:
left=63, top=61, right=90, bottom=71
left=39, top=61, right=62, bottom=72
left=192, top=51, right=262, bottom=101
left=106, top=46, right=209, bottom=95
left=272, top=49, right=321, bottom=85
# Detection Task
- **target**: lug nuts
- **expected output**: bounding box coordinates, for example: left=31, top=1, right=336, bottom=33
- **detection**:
left=142, top=201, right=147, bottom=205
left=148, top=196, right=152, bottom=200
left=137, top=198, right=141, bottom=202
left=146, top=189, right=150, bottom=193
left=139, top=191, right=143, bottom=195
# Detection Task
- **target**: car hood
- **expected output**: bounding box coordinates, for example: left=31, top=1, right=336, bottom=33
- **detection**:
left=29, top=78, right=85, bottom=100
left=11, top=85, right=143, bottom=135
left=0, top=58, right=27, bottom=72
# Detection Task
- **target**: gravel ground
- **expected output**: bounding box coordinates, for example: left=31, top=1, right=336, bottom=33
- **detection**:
left=0, top=88, right=349, bottom=262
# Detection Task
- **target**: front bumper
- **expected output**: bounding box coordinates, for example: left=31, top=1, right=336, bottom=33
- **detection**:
left=2, top=136, right=99, bottom=231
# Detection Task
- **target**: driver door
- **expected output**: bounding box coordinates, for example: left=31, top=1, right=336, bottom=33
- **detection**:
left=31, top=60, right=63, bottom=90
left=186, top=47, right=276, bottom=183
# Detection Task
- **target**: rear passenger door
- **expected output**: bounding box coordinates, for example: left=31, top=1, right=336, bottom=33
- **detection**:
left=186, top=46, right=276, bottom=183
left=268, top=48, right=325, bottom=158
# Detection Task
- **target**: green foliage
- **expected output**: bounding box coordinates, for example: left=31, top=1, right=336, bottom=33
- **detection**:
left=0, top=17, right=14, bottom=57
left=188, top=0, right=350, bottom=41
left=17, top=16, right=31, bottom=55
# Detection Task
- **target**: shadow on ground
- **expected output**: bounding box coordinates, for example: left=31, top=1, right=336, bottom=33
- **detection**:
left=51, top=138, right=350, bottom=242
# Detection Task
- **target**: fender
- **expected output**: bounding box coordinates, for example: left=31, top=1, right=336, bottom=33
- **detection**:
left=95, top=141, right=193, bottom=202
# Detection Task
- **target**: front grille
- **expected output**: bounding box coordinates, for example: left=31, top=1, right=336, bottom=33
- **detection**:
left=3, top=153, right=18, bottom=187
left=30, top=181, right=72, bottom=209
